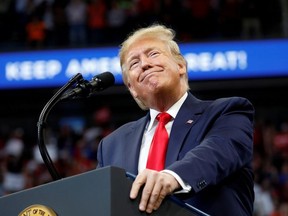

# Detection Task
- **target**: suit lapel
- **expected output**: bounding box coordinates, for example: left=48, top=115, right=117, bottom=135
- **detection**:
left=123, top=114, right=149, bottom=174
left=120, top=93, right=206, bottom=172
left=165, top=93, right=204, bottom=167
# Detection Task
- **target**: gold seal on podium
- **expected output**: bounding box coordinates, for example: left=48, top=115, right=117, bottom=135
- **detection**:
left=18, top=204, right=57, bottom=216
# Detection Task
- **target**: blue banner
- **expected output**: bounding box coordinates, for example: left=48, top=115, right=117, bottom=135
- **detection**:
left=1, top=39, right=288, bottom=89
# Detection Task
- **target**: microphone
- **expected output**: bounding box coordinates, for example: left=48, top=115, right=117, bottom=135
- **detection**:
left=61, top=72, right=115, bottom=100
left=90, top=71, right=115, bottom=92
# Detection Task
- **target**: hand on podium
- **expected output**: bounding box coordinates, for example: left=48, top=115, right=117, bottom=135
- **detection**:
left=130, top=169, right=180, bottom=214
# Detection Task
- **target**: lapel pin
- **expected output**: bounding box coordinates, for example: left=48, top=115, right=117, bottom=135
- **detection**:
left=186, top=119, right=194, bottom=124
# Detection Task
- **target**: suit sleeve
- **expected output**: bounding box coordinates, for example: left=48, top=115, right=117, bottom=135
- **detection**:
left=166, top=97, right=254, bottom=194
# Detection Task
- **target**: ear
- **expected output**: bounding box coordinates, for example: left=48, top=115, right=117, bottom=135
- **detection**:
left=177, top=61, right=186, bottom=76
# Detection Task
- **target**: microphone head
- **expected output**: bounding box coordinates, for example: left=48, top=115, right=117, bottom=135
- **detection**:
left=92, top=71, right=115, bottom=91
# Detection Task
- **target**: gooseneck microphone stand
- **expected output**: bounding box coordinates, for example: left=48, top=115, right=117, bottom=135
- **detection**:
left=37, top=73, right=85, bottom=181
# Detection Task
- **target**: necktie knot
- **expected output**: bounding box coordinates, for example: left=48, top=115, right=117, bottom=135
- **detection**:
left=156, top=112, right=171, bottom=125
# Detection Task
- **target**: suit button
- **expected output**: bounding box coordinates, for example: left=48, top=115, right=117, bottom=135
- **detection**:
left=197, top=180, right=207, bottom=189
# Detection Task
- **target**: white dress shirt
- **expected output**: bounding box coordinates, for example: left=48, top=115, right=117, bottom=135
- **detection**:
left=138, top=92, right=191, bottom=193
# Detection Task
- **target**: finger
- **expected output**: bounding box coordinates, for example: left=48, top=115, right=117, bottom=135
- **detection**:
left=145, top=183, right=162, bottom=213
left=147, top=173, right=175, bottom=212
left=152, top=188, right=167, bottom=210
left=130, top=173, right=147, bottom=199
left=139, top=175, right=156, bottom=212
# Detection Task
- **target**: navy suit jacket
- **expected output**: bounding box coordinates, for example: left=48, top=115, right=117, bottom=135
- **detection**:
left=97, top=92, right=255, bottom=216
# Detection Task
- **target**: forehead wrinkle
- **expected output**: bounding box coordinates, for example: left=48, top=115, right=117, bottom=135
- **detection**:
left=126, top=46, right=156, bottom=63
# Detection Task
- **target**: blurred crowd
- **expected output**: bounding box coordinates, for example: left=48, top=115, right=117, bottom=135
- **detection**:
left=0, top=0, right=287, bottom=51
left=253, top=119, right=288, bottom=216
left=0, top=106, right=114, bottom=194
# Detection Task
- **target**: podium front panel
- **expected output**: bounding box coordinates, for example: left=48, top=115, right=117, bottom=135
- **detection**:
left=0, top=166, right=207, bottom=216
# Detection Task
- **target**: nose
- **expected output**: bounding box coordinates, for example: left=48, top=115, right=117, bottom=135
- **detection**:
left=140, top=56, right=152, bottom=70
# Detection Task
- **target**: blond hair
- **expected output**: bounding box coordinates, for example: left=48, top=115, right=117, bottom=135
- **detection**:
left=119, top=24, right=189, bottom=109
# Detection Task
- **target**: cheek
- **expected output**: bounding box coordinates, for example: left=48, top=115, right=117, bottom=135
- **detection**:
left=169, top=62, right=185, bottom=79
left=128, top=81, right=140, bottom=98
left=128, top=69, right=141, bottom=82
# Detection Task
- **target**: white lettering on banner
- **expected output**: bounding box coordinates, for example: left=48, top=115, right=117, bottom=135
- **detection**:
left=237, top=51, right=247, bottom=69
left=65, top=59, right=81, bottom=76
left=184, top=51, right=247, bottom=72
left=5, top=60, right=62, bottom=80
left=110, top=57, right=122, bottom=74
left=65, top=57, right=122, bottom=77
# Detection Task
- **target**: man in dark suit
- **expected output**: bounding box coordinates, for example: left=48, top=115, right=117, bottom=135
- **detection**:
left=97, top=24, right=255, bottom=216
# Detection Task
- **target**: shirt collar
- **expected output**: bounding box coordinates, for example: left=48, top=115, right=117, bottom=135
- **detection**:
left=147, top=92, right=188, bottom=131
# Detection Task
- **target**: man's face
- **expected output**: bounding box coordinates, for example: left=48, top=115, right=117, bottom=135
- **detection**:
left=123, top=38, right=186, bottom=106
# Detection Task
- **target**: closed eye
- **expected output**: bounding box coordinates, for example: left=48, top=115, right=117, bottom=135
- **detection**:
left=129, top=59, right=139, bottom=69
left=149, top=51, right=160, bottom=58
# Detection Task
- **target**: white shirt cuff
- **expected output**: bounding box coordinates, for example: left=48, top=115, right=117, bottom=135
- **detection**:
left=161, top=169, right=192, bottom=194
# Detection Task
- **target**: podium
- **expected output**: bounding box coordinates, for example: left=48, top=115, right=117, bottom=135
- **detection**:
left=0, top=166, right=208, bottom=216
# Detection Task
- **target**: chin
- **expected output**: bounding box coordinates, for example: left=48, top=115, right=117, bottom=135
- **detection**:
left=147, top=84, right=161, bottom=93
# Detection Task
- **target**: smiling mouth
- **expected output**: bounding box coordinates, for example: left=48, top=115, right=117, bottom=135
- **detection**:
left=140, top=71, right=158, bottom=82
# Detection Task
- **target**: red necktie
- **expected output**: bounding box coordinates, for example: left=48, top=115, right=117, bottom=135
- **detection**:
left=146, top=112, right=172, bottom=171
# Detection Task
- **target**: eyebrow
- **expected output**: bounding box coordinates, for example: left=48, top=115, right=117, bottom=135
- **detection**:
left=127, top=46, right=160, bottom=63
